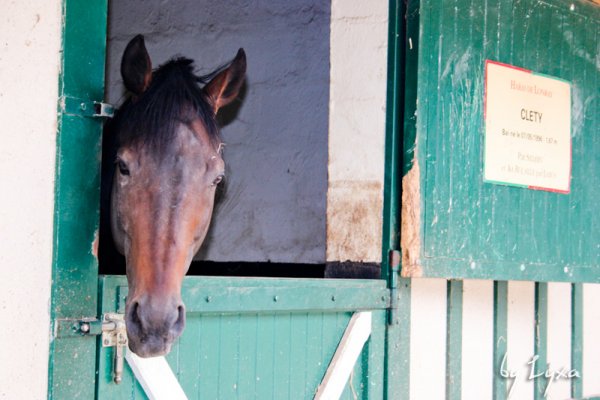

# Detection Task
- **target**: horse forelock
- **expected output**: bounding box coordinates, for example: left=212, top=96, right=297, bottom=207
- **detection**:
left=114, top=57, right=221, bottom=157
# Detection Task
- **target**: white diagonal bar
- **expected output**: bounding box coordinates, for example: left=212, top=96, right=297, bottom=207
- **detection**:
left=125, top=352, right=188, bottom=400
left=315, top=311, right=372, bottom=400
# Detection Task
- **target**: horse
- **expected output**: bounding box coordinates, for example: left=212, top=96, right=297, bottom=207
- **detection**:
left=99, top=35, right=246, bottom=357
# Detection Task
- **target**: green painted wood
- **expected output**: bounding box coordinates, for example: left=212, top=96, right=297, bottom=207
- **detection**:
left=385, top=277, right=411, bottom=400
left=96, top=276, right=388, bottom=399
left=493, top=281, right=508, bottom=400
left=571, top=283, right=583, bottom=398
left=446, top=280, right=463, bottom=400
left=381, top=0, right=404, bottom=285
left=534, top=282, right=549, bottom=400
left=48, top=0, right=108, bottom=398
left=404, top=0, right=600, bottom=282
left=382, top=1, right=412, bottom=398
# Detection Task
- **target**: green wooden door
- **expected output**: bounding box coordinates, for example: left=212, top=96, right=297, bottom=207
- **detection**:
left=96, top=277, right=389, bottom=399
left=50, top=1, right=397, bottom=398
left=400, top=0, right=600, bottom=282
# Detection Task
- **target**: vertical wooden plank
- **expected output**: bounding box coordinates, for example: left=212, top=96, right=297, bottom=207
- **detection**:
left=366, top=310, right=387, bottom=399
left=197, top=315, right=220, bottom=399
left=216, top=315, right=238, bottom=399
left=582, top=284, right=600, bottom=397
left=177, top=317, right=200, bottom=395
left=571, top=283, right=583, bottom=399
left=49, top=0, right=108, bottom=397
left=493, top=281, right=508, bottom=400
left=272, top=314, right=292, bottom=399
left=385, top=278, right=411, bottom=400
left=462, top=280, right=493, bottom=400
left=410, top=278, right=447, bottom=400
left=507, top=281, right=535, bottom=400
left=288, top=313, right=308, bottom=398
left=446, top=280, right=463, bottom=400
left=305, top=313, right=325, bottom=397
left=546, top=282, right=572, bottom=399
left=236, top=314, right=258, bottom=398
left=534, top=283, right=548, bottom=400
left=254, top=314, right=275, bottom=398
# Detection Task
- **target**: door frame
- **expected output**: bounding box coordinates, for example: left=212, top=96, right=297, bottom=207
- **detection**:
left=48, top=1, right=404, bottom=398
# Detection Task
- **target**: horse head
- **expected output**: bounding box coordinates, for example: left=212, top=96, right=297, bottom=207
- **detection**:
left=109, top=35, right=245, bottom=357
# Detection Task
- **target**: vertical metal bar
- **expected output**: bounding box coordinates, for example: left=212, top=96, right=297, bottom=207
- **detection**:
left=534, top=282, right=549, bottom=400
left=571, top=283, right=583, bottom=398
left=446, top=280, right=463, bottom=400
left=381, top=0, right=405, bottom=283
left=382, top=0, right=410, bottom=399
left=493, top=281, right=508, bottom=400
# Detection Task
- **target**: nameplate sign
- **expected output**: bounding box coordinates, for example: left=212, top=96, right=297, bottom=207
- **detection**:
left=484, top=60, right=571, bottom=193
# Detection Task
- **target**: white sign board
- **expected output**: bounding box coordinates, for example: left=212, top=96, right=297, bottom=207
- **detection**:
left=484, top=60, right=571, bottom=193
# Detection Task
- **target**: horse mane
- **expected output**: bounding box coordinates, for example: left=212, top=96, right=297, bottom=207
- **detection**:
left=113, top=57, right=221, bottom=154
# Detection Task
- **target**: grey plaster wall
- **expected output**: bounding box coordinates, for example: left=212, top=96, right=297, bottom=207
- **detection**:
left=105, top=1, right=330, bottom=263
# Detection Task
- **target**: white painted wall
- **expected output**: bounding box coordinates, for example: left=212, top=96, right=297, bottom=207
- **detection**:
left=327, top=0, right=388, bottom=262
left=0, top=1, right=62, bottom=398
left=462, top=280, right=494, bottom=400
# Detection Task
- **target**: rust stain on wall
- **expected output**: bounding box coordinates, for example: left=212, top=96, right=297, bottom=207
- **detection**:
left=401, top=158, right=422, bottom=277
left=326, top=180, right=383, bottom=262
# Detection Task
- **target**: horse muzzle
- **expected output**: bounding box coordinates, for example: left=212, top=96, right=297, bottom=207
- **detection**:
left=125, top=294, right=186, bottom=357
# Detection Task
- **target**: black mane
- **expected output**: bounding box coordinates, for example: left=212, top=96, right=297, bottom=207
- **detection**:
left=113, top=57, right=220, bottom=154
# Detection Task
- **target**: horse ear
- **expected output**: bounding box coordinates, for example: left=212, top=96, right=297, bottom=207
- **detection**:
left=121, top=34, right=152, bottom=95
left=203, top=48, right=246, bottom=113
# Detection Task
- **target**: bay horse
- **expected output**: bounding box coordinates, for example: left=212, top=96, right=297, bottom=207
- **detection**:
left=99, top=35, right=246, bottom=357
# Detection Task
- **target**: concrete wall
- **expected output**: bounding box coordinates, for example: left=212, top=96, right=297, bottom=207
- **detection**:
left=0, top=0, right=62, bottom=398
left=105, top=0, right=330, bottom=264
left=326, top=0, right=388, bottom=263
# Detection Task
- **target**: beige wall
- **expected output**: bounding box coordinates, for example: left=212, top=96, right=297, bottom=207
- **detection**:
left=0, top=0, right=62, bottom=398
left=327, top=0, right=388, bottom=263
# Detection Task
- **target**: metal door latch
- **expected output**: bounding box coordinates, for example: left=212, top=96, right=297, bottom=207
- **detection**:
left=59, top=96, right=115, bottom=118
left=79, top=313, right=127, bottom=384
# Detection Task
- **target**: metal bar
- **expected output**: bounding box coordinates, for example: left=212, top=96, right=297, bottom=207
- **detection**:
left=571, top=283, right=583, bottom=398
left=59, top=95, right=114, bottom=118
left=380, top=0, right=405, bottom=283
left=534, top=282, right=549, bottom=400
left=493, top=281, right=509, bottom=400
left=388, top=250, right=400, bottom=325
left=382, top=1, right=411, bottom=398
left=446, top=280, right=463, bottom=400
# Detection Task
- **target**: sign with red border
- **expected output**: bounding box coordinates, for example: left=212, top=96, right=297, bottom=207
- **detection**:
left=484, top=60, right=571, bottom=193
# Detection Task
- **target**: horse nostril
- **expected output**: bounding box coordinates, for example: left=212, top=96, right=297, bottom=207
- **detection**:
left=130, top=301, right=141, bottom=325
left=174, top=304, right=185, bottom=331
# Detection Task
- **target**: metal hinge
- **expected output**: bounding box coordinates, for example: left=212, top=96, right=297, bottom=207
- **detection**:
left=387, top=249, right=401, bottom=326
left=59, top=95, right=114, bottom=118
left=79, top=313, right=127, bottom=384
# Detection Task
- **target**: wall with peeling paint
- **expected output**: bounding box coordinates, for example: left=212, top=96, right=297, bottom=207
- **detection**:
left=105, top=0, right=330, bottom=264
left=0, top=1, right=62, bottom=398
left=326, top=0, right=388, bottom=263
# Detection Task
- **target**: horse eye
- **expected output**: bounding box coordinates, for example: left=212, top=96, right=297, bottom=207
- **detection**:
left=117, top=159, right=130, bottom=176
left=212, top=175, right=224, bottom=186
